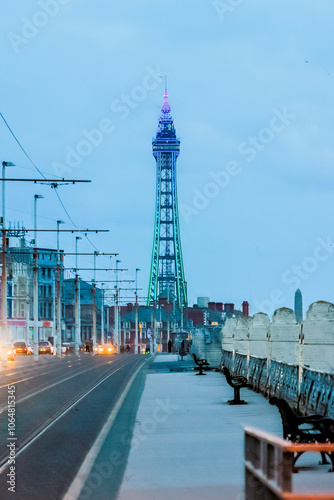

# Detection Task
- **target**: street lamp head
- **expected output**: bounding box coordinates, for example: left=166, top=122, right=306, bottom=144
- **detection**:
left=76, top=236, right=82, bottom=241
left=57, top=220, right=64, bottom=225
left=2, top=161, right=15, bottom=167
left=34, top=194, right=44, bottom=200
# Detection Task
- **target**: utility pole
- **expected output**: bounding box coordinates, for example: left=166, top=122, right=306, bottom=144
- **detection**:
left=1, top=228, right=7, bottom=368
left=115, top=260, right=120, bottom=353
left=56, top=220, right=64, bottom=357
left=74, top=236, right=82, bottom=356
left=101, top=283, right=104, bottom=344
left=33, top=247, right=39, bottom=361
left=1, top=161, right=15, bottom=367
left=33, top=194, right=43, bottom=360
left=92, top=251, right=98, bottom=351
left=135, top=268, right=140, bottom=355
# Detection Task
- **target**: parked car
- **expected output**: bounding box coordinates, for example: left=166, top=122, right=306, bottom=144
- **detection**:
left=7, top=344, right=16, bottom=361
left=14, top=341, right=32, bottom=355
left=97, top=344, right=114, bottom=355
left=38, top=341, right=53, bottom=355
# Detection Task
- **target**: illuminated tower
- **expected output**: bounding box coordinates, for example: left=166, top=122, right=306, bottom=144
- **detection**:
left=147, top=87, right=187, bottom=308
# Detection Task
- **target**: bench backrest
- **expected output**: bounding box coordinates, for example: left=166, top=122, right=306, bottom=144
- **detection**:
left=191, top=353, right=198, bottom=363
left=222, top=366, right=233, bottom=384
left=269, top=397, right=300, bottom=439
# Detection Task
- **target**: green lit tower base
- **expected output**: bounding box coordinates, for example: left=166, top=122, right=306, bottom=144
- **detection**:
left=147, top=88, right=187, bottom=308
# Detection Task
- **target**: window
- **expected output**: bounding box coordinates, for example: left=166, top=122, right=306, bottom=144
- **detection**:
left=20, top=303, right=25, bottom=318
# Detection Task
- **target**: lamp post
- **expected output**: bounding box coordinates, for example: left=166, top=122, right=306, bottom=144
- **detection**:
left=135, top=268, right=140, bottom=354
left=74, top=236, right=82, bottom=356
left=115, top=259, right=120, bottom=353
left=33, top=194, right=44, bottom=360
left=92, top=251, right=98, bottom=352
left=1, top=161, right=15, bottom=367
left=56, top=220, right=64, bottom=357
left=101, top=283, right=104, bottom=344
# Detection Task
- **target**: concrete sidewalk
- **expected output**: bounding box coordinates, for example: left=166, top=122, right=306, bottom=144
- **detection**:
left=117, top=354, right=334, bottom=500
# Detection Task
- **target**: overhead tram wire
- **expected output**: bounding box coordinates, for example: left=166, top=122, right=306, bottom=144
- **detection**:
left=0, top=111, right=106, bottom=257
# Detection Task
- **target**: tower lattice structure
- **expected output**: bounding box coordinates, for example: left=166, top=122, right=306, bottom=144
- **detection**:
left=147, top=88, right=187, bottom=308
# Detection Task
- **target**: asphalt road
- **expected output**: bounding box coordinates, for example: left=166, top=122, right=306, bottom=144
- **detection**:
left=0, top=352, right=150, bottom=500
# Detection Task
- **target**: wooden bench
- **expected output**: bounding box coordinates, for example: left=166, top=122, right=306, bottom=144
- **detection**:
left=269, top=396, right=334, bottom=472
left=191, top=353, right=211, bottom=375
left=221, top=366, right=252, bottom=405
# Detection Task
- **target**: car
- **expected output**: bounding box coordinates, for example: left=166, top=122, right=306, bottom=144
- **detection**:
left=7, top=344, right=16, bottom=361
left=96, top=344, right=114, bottom=355
left=38, top=341, right=53, bottom=355
left=13, top=341, right=32, bottom=355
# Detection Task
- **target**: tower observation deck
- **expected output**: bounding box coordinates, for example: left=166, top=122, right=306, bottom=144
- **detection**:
left=147, top=88, right=187, bottom=308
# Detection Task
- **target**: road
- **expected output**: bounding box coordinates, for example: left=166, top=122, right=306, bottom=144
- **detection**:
left=0, top=352, right=150, bottom=500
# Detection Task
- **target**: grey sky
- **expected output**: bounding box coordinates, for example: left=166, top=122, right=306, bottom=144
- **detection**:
left=1, top=1, right=334, bottom=315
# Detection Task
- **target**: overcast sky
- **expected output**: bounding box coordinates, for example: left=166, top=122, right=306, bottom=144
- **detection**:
left=1, top=1, right=334, bottom=316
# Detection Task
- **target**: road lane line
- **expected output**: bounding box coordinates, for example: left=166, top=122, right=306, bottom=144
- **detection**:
left=63, top=357, right=150, bottom=500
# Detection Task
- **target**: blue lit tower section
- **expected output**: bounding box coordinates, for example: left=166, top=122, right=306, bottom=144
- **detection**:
left=147, top=88, right=187, bottom=308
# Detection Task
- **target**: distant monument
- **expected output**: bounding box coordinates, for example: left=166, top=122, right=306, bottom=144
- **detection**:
left=294, top=289, right=303, bottom=323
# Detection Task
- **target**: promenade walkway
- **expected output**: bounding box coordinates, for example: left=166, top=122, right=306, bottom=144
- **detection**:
left=118, top=353, right=334, bottom=500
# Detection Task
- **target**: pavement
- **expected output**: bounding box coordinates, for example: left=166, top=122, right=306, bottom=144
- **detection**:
left=117, top=353, right=334, bottom=500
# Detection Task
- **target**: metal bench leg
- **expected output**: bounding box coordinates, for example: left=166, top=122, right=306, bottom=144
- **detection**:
left=227, top=387, right=247, bottom=405
left=196, top=364, right=206, bottom=376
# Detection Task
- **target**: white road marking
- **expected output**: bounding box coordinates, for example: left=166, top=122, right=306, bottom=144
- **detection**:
left=63, top=357, right=150, bottom=500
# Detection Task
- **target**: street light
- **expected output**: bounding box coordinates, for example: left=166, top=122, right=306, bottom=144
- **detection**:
left=34, top=194, right=44, bottom=247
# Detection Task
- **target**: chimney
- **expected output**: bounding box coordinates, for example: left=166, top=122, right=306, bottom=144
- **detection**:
left=242, top=301, right=249, bottom=318
left=208, top=302, right=216, bottom=312
left=216, top=302, right=223, bottom=312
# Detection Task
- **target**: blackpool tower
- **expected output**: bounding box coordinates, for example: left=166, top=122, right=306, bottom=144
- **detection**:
left=147, top=87, right=187, bottom=308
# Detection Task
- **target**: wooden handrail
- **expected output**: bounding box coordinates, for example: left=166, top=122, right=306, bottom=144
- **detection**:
left=245, top=427, right=334, bottom=500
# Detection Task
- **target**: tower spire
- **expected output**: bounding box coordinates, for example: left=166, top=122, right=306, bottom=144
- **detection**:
left=161, top=76, right=171, bottom=118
